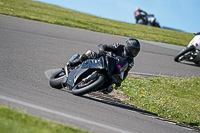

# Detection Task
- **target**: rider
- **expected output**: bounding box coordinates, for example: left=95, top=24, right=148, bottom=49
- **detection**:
left=67, top=38, right=141, bottom=93
left=134, top=7, right=147, bottom=24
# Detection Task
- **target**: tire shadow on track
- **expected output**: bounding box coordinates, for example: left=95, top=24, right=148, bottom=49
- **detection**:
left=177, top=62, right=200, bottom=68
left=85, top=92, right=158, bottom=116
left=60, top=89, right=158, bottom=117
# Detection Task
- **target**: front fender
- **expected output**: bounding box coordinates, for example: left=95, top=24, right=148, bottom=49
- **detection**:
left=67, top=67, right=87, bottom=87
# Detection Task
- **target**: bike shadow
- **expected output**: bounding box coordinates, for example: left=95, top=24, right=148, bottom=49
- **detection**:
left=182, top=62, right=200, bottom=67
left=61, top=88, right=159, bottom=117
left=60, top=89, right=199, bottom=132
left=81, top=93, right=158, bottom=117
left=179, top=62, right=200, bottom=67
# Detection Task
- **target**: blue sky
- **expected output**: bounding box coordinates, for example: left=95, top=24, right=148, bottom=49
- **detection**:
left=35, top=0, right=199, bottom=33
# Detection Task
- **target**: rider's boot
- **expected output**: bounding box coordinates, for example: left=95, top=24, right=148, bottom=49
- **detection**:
left=102, top=85, right=113, bottom=94
left=67, top=60, right=82, bottom=68
left=67, top=54, right=88, bottom=68
left=67, top=50, right=98, bottom=68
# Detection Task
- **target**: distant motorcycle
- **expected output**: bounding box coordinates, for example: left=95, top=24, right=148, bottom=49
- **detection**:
left=49, top=52, right=128, bottom=96
left=174, top=33, right=200, bottom=65
left=138, top=13, right=160, bottom=28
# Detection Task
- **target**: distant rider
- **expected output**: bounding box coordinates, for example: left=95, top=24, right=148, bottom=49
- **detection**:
left=67, top=38, right=141, bottom=93
left=134, top=7, right=147, bottom=24
left=195, top=32, right=200, bottom=35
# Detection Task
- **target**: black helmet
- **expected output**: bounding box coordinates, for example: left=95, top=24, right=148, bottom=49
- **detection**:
left=124, top=38, right=140, bottom=59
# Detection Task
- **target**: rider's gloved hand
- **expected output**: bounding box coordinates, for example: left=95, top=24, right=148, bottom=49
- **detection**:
left=98, top=50, right=107, bottom=57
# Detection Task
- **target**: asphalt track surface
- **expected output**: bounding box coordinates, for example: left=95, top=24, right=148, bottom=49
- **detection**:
left=0, top=14, right=199, bottom=133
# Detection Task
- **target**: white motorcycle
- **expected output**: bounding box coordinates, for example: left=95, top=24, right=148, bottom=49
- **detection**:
left=174, top=33, right=200, bottom=65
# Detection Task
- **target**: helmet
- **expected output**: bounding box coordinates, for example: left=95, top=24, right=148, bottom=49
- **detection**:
left=124, top=38, right=140, bottom=59
left=136, top=7, right=140, bottom=11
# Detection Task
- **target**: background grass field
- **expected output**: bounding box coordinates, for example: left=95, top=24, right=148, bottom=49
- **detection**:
left=0, top=104, right=89, bottom=133
left=0, top=0, right=195, bottom=46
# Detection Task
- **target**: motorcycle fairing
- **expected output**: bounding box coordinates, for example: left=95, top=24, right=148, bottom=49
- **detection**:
left=66, top=57, right=105, bottom=88
left=66, top=67, right=87, bottom=88
left=113, top=56, right=128, bottom=83
left=105, top=56, right=128, bottom=84
left=81, top=56, right=105, bottom=69
left=117, top=56, right=128, bottom=72
left=188, top=35, right=200, bottom=50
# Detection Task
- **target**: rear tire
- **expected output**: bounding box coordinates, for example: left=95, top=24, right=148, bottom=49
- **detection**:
left=194, top=61, right=200, bottom=65
left=174, top=46, right=195, bottom=62
left=72, top=75, right=105, bottom=96
left=49, top=70, right=65, bottom=89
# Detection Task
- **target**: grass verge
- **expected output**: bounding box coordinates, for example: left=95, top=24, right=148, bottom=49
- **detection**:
left=0, top=0, right=195, bottom=46
left=120, top=76, right=200, bottom=129
left=0, top=103, right=89, bottom=133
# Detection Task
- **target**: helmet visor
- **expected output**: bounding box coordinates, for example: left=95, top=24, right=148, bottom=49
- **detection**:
left=128, top=47, right=139, bottom=57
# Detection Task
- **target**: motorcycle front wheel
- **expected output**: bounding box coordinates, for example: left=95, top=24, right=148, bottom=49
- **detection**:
left=49, top=69, right=65, bottom=89
left=174, top=46, right=195, bottom=62
left=72, top=75, right=105, bottom=96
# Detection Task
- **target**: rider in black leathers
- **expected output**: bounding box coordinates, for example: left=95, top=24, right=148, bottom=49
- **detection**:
left=67, top=38, right=141, bottom=93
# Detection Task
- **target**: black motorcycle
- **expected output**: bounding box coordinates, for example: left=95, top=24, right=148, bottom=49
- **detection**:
left=49, top=52, right=128, bottom=96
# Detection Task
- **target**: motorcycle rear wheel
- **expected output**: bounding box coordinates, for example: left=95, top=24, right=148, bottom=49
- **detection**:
left=174, top=46, right=195, bottom=62
left=72, top=75, right=105, bottom=96
left=49, top=69, right=65, bottom=89
left=194, top=61, right=200, bottom=65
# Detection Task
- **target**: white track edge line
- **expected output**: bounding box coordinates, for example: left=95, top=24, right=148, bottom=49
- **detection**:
left=0, top=94, right=132, bottom=133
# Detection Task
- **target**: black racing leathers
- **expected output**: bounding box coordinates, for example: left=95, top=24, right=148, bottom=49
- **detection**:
left=98, top=43, right=134, bottom=80
left=68, top=43, right=135, bottom=83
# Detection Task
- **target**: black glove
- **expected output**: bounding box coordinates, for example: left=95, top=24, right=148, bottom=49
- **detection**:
left=98, top=50, right=107, bottom=57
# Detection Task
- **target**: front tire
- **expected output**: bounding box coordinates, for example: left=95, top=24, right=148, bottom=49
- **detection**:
left=72, top=75, right=105, bottom=96
left=174, top=46, right=195, bottom=62
left=49, top=70, right=65, bottom=89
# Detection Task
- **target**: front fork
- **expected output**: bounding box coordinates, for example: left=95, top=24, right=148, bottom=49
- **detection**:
left=61, top=65, right=69, bottom=88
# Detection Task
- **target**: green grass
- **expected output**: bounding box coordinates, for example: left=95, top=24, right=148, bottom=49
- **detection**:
left=0, top=0, right=195, bottom=46
left=121, top=76, right=200, bottom=128
left=0, top=103, right=89, bottom=133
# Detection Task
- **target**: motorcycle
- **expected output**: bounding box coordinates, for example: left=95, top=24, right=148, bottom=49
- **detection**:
left=137, top=13, right=160, bottom=28
left=49, top=52, right=128, bottom=96
left=174, top=33, right=200, bottom=65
